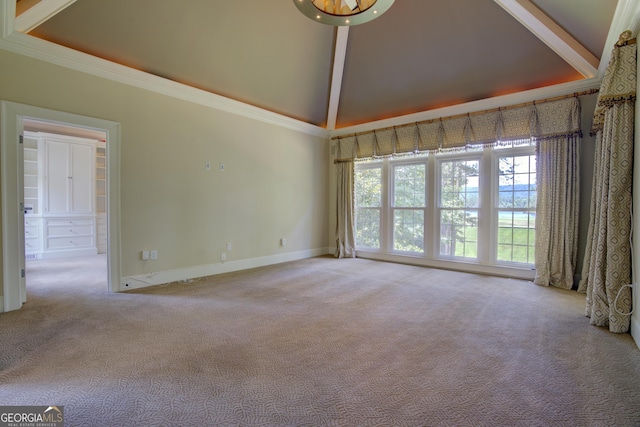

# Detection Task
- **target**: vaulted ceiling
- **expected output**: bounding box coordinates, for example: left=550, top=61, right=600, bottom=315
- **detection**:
left=15, top=0, right=622, bottom=131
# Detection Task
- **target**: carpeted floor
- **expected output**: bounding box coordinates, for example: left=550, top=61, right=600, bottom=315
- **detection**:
left=1, top=254, right=639, bottom=426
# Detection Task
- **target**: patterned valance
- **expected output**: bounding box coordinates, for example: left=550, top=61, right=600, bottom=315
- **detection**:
left=336, top=97, right=581, bottom=161
left=592, top=40, right=637, bottom=134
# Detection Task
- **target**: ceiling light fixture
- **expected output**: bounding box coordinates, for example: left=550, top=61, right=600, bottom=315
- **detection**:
left=294, top=0, right=395, bottom=26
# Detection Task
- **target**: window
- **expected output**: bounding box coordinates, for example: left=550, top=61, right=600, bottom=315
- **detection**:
left=355, top=164, right=382, bottom=249
left=496, top=153, right=536, bottom=264
left=392, top=163, right=426, bottom=253
left=353, top=141, right=536, bottom=275
left=438, top=158, right=479, bottom=259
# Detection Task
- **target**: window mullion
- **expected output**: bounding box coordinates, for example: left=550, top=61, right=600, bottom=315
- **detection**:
left=426, top=155, right=437, bottom=259
left=479, top=147, right=493, bottom=265
left=381, top=158, right=391, bottom=253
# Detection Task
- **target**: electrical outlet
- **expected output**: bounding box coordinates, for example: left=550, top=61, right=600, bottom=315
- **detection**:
left=221, top=252, right=226, bottom=262
left=142, top=250, right=149, bottom=260
left=280, top=238, right=287, bottom=246
left=226, top=242, right=232, bottom=251
left=150, top=250, right=158, bottom=260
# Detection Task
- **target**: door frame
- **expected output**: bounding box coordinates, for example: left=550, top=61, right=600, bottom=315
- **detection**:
left=1, top=101, right=122, bottom=312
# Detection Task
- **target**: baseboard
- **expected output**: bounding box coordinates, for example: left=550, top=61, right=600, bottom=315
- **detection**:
left=0, top=295, right=4, bottom=313
left=41, top=248, right=97, bottom=259
left=356, top=251, right=536, bottom=281
left=631, top=313, right=640, bottom=350
left=121, top=247, right=334, bottom=291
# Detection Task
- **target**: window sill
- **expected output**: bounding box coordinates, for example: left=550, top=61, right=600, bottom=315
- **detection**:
left=355, top=250, right=536, bottom=281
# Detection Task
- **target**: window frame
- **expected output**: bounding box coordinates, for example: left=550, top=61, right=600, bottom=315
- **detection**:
left=491, top=145, right=537, bottom=268
left=354, top=160, right=385, bottom=251
left=352, top=141, right=537, bottom=280
left=389, top=157, right=428, bottom=255
left=435, top=152, right=483, bottom=261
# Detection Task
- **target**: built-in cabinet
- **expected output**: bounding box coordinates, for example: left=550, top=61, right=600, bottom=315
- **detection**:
left=23, top=131, right=106, bottom=259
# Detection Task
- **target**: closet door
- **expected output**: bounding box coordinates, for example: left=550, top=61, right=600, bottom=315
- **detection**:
left=44, top=139, right=95, bottom=214
left=45, top=140, right=70, bottom=214
left=69, top=143, right=94, bottom=213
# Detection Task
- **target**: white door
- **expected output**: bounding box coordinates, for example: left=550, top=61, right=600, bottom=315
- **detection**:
left=70, top=143, right=94, bottom=214
left=45, top=140, right=69, bottom=213
left=17, top=133, right=27, bottom=305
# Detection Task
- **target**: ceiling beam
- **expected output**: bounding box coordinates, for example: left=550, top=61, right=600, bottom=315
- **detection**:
left=14, top=0, right=77, bottom=33
left=326, top=26, right=349, bottom=131
left=494, top=0, right=599, bottom=78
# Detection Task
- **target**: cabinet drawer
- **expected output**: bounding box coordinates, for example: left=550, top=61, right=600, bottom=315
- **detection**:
left=25, top=218, right=40, bottom=227
left=46, top=218, right=94, bottom=227
left=47, top=225, right=93, bottom=237
left=46, top=236, right=94, bottom=250
left=24, top=226, right=39, bottom=237
left=25, top=237, right=39, bottom=251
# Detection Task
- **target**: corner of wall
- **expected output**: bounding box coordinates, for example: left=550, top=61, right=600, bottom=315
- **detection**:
left=631, top=309, right=640, bottom=349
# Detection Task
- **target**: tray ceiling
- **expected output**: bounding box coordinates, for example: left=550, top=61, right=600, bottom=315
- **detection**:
left=21, top=0, right=618, bottom=130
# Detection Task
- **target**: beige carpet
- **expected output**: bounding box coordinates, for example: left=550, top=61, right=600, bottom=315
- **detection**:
left=1, top=255, right=639, bottom=426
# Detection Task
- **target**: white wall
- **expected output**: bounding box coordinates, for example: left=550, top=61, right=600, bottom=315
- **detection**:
left=0, top=48, right=331, bottom=291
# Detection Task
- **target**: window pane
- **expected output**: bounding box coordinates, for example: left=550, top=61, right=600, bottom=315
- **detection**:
left=439, top=209, right=478, bottom=258
left=394, top=164, right=426, bottom=207
left=497, top=155, right=536, bottom=209
left=439, top=159, right=479, bottom=259
left=497, top=210, right=535, bottom=264
left=356, top=208, right=380, bottom=249
left=393, top=209, right=424, bottom=253
left=355, top=167, right=381, bottom=208
left=496, top=153, right=536, bottom=265
left=355, top=166, right=382, bottom=249
left=439, top=159, right=479, bottom=208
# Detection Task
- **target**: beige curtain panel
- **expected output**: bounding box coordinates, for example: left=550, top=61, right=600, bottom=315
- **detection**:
left=534, top=133, right=580, bottom=289
left=335, top=161, right=356, bottom=259
left=335, top=97, right=580, bottom=160
left=579, top=36, right=636, bottom=333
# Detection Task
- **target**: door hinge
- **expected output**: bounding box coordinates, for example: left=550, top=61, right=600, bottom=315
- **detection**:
left=19, top=135, right=23, bottom=144
left=21, top=269, right=25, bottom=278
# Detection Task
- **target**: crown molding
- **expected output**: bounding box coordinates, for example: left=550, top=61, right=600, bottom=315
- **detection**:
left=0, top=0, right=329, bottom=139
left=330, top=77, right=601, bottom=137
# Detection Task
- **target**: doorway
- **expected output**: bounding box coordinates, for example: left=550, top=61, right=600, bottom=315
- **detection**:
left=23, top=118, right=108, bottom=294
left=1, top=101, right=121, bottom=312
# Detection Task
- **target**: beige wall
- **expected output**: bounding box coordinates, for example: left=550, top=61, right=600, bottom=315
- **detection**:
left=0, top=49, right=331, bottom=290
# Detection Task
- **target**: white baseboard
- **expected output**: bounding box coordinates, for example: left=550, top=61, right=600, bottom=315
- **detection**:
left=355, top=251, right=536, bottom=281
left=121, top=247, right=334, bottom=291
left=0, top=295, right=4, bottom=313
left=41, top=248, right=97, bottom=259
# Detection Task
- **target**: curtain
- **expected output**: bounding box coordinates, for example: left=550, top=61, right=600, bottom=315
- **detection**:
left=334, top=80, right=582, bottom=264
left=578, top=34, right=636, bottom=333
left=335, top=160, right=356, bottom=258
left=534, top=133, right=580, bottom=288
left=335, top=98, right=579, bottom=161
